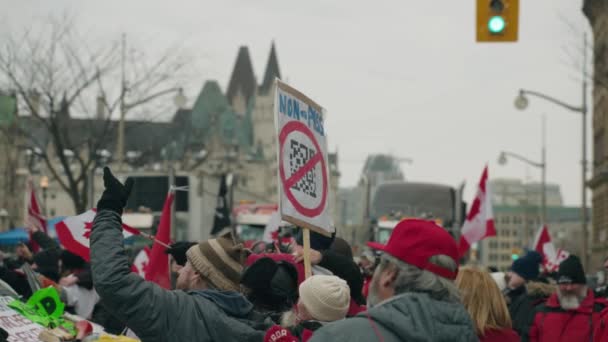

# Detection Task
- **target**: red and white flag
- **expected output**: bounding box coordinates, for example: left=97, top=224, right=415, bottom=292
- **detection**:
left=26, top=180, right=47, bottom=252
left=144, top=193, right=174, bottom=289
left=459, top=166, right=496, bottom=257
left=131, top=247, right=151, bottom=278
left=55, top=209, right=140, bottom=262
left=532, top=225, right=570, bottom=272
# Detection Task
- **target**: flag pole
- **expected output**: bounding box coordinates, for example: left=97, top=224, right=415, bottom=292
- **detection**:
left=122, top=223, right=171, bottom=248
left=303, top=228, right=312, bottom=279
left=138, top=231, right=171, bottom=249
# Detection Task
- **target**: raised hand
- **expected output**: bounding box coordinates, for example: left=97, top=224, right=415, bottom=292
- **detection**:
left=96, top=167, right=134, bottom=215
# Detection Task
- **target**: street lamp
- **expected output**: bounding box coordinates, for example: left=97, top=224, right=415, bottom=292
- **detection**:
left=39, top=176, right=49, bottom=216
left=116, top=85, right=187, bottom=170
left=498, top=150, right=547, bottom=227
left=0, top=208, right=8, bottom=231
left=173, top=88, right=187, bottom=109
left=513, top=35, right=588, bottom=268
left=360, top=175, right=372, bottom=241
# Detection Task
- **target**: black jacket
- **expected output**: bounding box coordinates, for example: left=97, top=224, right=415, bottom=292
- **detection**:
left=505, top=281, right=555, bottom=341
left=0, top=266, right=31, bottom=298
left=318, top=250, right=365, bottom=305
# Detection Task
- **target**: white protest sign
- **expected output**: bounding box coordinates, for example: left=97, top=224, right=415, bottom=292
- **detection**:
left=0, top=296, right=44, bottom=342
left=274, top=80, right=333, bottom=236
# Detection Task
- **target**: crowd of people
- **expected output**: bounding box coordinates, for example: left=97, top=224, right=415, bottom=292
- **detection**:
left=1, top=167, right=608, bottom=341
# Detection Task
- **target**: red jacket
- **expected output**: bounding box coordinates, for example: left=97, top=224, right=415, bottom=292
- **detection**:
left=528, top=289, right=608, bottom=342
left=362, top=275, right=371, bottom=299
left=346, top=298, right=366, bottom=317
left=479, top=328, right=519, bottom=342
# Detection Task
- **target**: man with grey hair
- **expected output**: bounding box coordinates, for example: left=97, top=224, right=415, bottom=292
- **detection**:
left=310, top=219, right=477, bottom=342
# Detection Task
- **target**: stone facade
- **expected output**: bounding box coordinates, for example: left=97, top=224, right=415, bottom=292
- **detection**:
left=585, top=0, right=608, bottom=269
left=491, top=178, right=563, bottom=207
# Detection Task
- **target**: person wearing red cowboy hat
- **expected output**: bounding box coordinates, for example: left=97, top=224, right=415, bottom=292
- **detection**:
left=309, top=219, right=477, bottom=342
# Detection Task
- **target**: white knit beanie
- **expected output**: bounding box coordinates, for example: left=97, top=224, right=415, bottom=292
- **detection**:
left=299, top=275, right=350, bottom=322
left=491, top=272, right=507, bottom=292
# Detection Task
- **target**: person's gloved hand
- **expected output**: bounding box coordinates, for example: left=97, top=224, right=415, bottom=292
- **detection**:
left=96, top=167, right=134, bottom=215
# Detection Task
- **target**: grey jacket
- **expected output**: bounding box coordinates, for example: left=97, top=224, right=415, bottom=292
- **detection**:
left=309, top=293, right=478, bottom=342
left=90, top=210, right=265, bottom=342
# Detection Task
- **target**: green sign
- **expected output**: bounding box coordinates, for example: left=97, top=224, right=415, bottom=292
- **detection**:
left=27, top=286, right=64, bottom=319
left=8, top=287, right=76, bottom=335
left=0, top=94, right=16, bottom=127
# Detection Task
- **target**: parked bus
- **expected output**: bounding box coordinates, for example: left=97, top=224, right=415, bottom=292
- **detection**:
left=370, top=181, right=465, bottom=243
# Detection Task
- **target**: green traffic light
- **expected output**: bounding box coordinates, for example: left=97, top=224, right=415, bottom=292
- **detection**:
left=511, top=254, right=519, bottom=261
left=488, top=16, right=506, bottom=34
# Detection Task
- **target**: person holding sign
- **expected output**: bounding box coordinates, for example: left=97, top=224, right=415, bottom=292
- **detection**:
left=89, top=168, right=266, bottom=342
left=309, top=219, right=477, bottom=342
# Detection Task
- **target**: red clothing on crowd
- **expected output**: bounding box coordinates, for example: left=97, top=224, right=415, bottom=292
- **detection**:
left=263, top=324, right=317, bottom=342
left=264, top=326, right=297, bottom=342
left=479, top=328, right=519, bottom=342
left=347, top=298, right=366, bottom=317
left=528, top=289, right=608, bottom=342
left=362, top=275, right=371, bottom=299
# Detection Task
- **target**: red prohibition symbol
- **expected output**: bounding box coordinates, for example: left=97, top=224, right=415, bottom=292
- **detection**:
left=278, top=121, right=328, bottom=217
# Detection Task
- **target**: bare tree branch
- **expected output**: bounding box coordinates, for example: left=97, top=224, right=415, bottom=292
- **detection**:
left=0, top=18, right=190, bottom=212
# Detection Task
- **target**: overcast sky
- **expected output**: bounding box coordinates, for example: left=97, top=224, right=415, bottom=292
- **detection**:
left=1, top=0, right=591, bottom=206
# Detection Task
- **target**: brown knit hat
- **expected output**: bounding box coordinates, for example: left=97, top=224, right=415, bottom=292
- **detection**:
left=186, top=234, right=247, bottom=291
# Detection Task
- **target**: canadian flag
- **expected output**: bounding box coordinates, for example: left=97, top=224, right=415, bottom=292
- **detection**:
left=55, top=209, right=140, bottom=262
left=26, top=180, right=47, bottom=252
left=532, top=225, right=570, bottom=272
left=131, top=247, right=151, bottom=278
left=459, top=166, right=496, bottom=257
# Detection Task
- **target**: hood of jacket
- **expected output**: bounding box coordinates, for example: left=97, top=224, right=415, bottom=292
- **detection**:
left=190, top=289, right=254, bottom=318
left=363, top=292, right=477, bottom=341
left=526, top=281, right=555, bottom=299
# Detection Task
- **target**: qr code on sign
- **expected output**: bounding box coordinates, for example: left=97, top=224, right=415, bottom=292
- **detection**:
left=289, top=140, right=317, bottom=198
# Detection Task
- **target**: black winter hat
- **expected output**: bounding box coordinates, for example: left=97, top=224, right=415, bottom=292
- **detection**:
left=241, top=257, right=298, bottom=312
left=165, top=241, right=197, bottom=267
left=556, top=255, right=586, bottom=285
left=33, top=250, right=59, bottom=282
left=330, top=237, right=353, bottom=260
left=511, top=251, right=542, bottom=281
